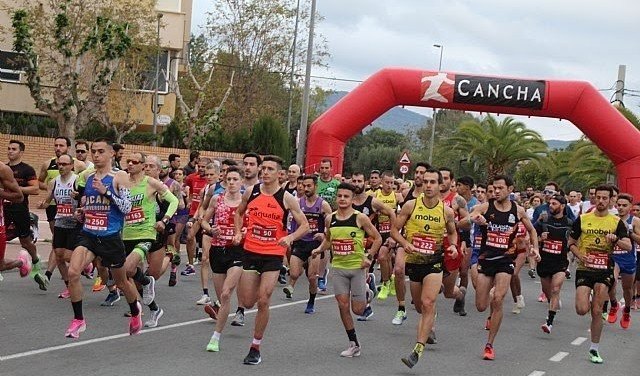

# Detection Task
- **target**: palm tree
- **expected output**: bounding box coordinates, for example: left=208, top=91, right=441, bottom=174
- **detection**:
left=449, top=115, right=547, bottom=181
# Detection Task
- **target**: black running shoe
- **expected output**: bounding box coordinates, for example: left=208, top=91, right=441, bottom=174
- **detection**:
left=243, top=348, right=261, bottom=365
left=168, top=271, right=177, bottom=287
left=401, top=350, right=420, bottom=368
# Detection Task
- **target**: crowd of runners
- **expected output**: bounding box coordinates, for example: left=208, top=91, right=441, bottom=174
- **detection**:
left=1, top=136, right=639, bottom=367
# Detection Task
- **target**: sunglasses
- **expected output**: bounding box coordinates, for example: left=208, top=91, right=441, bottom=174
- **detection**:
left=58, top=162, right=72, bottom=167
left=126, top=159, right=142, bottom=165
left=543, top=189, right=556, bottom=195
left=76, top=150, right=87, bottom=154
left=161, top=166, right=169, bottom=170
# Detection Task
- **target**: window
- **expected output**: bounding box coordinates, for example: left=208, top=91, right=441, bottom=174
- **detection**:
left=0, top=50, right=28, bottom=83
left=138, top=50, right=170, bottom=93
left=156, top=0, right=181, bottom=13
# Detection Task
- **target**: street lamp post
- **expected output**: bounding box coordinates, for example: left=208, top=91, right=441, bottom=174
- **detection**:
left=428, top=44, right=443, bottom=165
left=152, top=13, right=163, bottom=146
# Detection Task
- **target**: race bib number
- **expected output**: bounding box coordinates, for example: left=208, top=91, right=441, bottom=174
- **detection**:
left=542, top=240, right=563, bottom=255
left=218, top=225, right=235, bottom=241
left=613, top=243, right=629, bottom=255
left=586, top=252, right=609, bottom=270
left=56, top=203, right=74, bottom=218
left=332, top=239, right=355, bottom=255
left=412, top=234, right=437, bottom=255
left=474, top=235, right=483, bottom=248
left=378, top=221, right=391, bottom=234
left=251, top=225, right=277, bottom=242
left=85, top=212, right=109, bottom=231
left=308, top=218, right=319, bottom=233
left=125, top=207, right=145, bottom=224
left=486, top=231, right=510, bottom=249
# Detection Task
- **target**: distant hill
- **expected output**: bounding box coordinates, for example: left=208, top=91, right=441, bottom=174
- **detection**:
left=545, top=139, right=574, bottom=150
left=321, top=91, right=429, bottom=134
left=321, top=91, right=578, bottom=148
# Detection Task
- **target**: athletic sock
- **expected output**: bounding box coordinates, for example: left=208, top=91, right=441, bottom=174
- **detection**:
left=64, top=280, right=69, bottom=286
left=399, top=305, right=406, bottom=312
left=346, top=328, right=359, bottom=347
left=212, top=331, right=221, bottom=341
left=45, top=270, right=53, bottom=280
left=133, top=268, right=150, bottom=285
left=590, top=342, right=599, bottom=352
left=149, top=300, right=158, bottom=311
left=611, top=299, right=618, bottom=308
left=547, top=310, right=556, bottom=325
left=603, top=301, right=609, bottom=312
left=413, top=342, right=425, bottom=357
left=237, top=307, right=245, bottom=315
left=624, top=305, right=631, bottom=313
left=203, top=288, right=209, bottom=296
left=72, top=300, right=83, bottom=320
left=129, top=301, right=140, bottom=316
left=308, top=293, right=316, bottom=305
left=251, top=337, right=262, bottom=351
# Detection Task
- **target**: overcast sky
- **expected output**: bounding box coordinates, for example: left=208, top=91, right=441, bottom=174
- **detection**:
left=192, top=0, right=640, bottom=141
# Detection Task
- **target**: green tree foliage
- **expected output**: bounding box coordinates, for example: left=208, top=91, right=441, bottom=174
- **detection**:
left=251, top=116, right=290, bottom=162
left=449, top=115, right=547, bottom=181
left=344, top=128, right=412, bottom=175
left=10, top=0, right=157, bottom=139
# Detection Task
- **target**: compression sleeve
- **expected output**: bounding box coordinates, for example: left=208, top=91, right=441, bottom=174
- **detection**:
left=111, top=186, right=132, bottom=215
left=161, top=189, right=179, bottom=219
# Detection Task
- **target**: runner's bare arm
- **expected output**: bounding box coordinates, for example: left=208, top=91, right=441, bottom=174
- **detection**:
left=461, top=202, right=489, bottom=226
left=38, top=160, right=49, bottom=190
left=149, top=177, right=179, bottom=220
left=311, top=216, right=332, bottom=257
left=284, top=191, right=310, bottom=246
left=444, top=206, right=459, bottom=259
left=454, top=195, right=470, bottom=230
left=609, top=219, right=632, bottom=251
left=631, top=217, right=640, bottom=245
left=358, top=212, right=382, bottom=257
left=171, top=181, right=185, bottom=210
left=39, top=180, right=55, bottom=208
left=201, top=195, right=218, bottom=236
left=233, top=187, right=252, bottom=244
left=0, top=163, right=24, bottom=203
left=372, top=196, right=397, bottom=222
left=391, top=199, right=415, bottom=252
left=313, top=200, right=333, bottom=241
left=518, top=205, right=541, bottom=261
left=74, top=159, right=87, bottom=173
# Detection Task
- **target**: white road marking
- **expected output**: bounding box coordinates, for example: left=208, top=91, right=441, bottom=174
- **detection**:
left=549, top=351, right=569, bottom=362
left=571, top=337, right=587, bottom=346
left=534, top=281, right=541, bottom=284
left=0, top=294, right=335, bottom=362
left=527, top=371, right=546, bottom=376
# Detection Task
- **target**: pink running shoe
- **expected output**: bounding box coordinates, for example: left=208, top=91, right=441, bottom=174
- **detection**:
left=58, top=288, right=71, bottom=299
left=129, top=301, right=143, bottom=335
left=83, top=263, right=94, bottom=276
left=65, top=318, right=86, bottom=338
left=17, top=250, right=32, bottom=278
left=537, top=292, right=547, bottom=302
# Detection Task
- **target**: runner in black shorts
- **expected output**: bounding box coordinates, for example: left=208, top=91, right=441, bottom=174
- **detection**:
left=535, top=194, right=573, bottom=333
left=463, top=175, right=539, bottom=361
left=283, top=175, right=332, bottom=314
left=6, top=139, right=47, bottom=290
left=568, top=184, right=630, bottom=364
left=65, top=138, right=140, bottom=339
left=233, top=155, right=309, bottom=365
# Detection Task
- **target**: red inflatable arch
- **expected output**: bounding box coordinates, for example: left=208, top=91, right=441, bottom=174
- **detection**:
left=306, top=67, right=640, bottom=198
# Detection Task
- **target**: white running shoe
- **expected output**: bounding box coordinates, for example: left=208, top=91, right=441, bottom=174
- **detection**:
left=340, top=341, right=361, bottom=357
left=196, top=294, right=211, bottom=305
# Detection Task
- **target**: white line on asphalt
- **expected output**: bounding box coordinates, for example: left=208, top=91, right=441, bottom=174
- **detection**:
left=534, top=281, right=541, bottom=284
left=0, top=294, right=335, bottom=362
left=549, top=351, right=569, bottom=362
left=571, top=337, right=587, bottom=346
left=527, top=371, right=546, bottom=376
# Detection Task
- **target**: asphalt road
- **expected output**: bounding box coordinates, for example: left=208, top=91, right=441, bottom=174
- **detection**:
left=0, top=263, right=638, bottom=376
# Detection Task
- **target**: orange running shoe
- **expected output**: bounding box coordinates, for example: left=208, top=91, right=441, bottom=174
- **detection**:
left=607, top=304, right=619, bottom=324
left=483, top=343, right=495, bottom=360
left=620, top=311, right=631, bottom=329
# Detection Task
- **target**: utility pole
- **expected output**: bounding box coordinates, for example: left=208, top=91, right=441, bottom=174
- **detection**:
left=295, top=0, right=316, bottom=168
left=428, top=44, right=443, bottom=165
left=152, top=13, right=163, bottom=146
left=613, top=64, right=626, bottom=106
left=286, top=0, right=302, bottom=137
